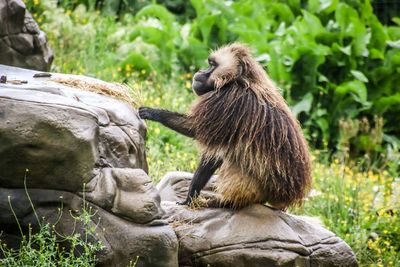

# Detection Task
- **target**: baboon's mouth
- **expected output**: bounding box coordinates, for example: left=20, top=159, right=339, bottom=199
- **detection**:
left=192, top=80, right=202, bottom=88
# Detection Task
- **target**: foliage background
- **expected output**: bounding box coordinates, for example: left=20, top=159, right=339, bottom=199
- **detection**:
left=19, top=0, right=400, bottom=266
left=28, top=0, right=400, bottom=172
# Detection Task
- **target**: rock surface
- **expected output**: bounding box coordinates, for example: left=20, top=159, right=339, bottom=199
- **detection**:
left=0, top=0, right=53, bottom=71
left=158, top=171, right=359, bottom=267
left=0, top=64, right=178, bottom=267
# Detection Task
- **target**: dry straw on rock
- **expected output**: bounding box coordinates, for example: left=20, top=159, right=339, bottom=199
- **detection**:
left=52, top=76, right=136, bottom=106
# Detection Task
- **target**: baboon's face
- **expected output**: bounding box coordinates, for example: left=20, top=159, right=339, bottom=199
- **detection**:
left=192, top=57, right=218, bottom=95
left=192, top=47, right=239, bottom=96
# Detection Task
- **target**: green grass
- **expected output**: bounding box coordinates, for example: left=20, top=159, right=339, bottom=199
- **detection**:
left=0, top=174, right=104, bottom=266
left=0, top=221, right=102, bottom=267
left=295, top=158, right=400, bottom=266
left=15, top=1, right=400, bottom=266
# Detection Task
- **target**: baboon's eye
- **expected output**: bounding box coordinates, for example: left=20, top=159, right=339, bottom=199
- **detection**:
left=208, top=58, right=217, bottom=67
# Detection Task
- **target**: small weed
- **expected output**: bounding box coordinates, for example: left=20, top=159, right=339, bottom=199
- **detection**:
left=0, top=173, right=104, bottom=266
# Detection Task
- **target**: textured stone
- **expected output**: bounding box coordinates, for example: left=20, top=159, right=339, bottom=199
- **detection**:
left=0, top=65, right=178, bottom=267
left=0, top=0, right=53, bottom=70
left=9, top=33, right=35, bottom=54
left=158, top=172, right=359, bottom=267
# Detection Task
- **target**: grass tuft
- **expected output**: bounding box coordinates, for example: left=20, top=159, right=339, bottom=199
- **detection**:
left=0, top=173, right=104, bottom=266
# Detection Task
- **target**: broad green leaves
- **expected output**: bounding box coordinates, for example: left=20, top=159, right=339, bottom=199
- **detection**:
left=107, top=0, right=399, bottom=158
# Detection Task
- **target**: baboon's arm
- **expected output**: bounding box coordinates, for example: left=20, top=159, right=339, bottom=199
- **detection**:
left=139, top=107, right=195, bottom=138
left=178, top=156, right=222, bottom=206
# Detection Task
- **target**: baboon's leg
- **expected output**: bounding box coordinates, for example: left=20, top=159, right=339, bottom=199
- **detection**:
left=178, top=156, right=222, bottom=206
left=139, top=107, right=195, bottom=138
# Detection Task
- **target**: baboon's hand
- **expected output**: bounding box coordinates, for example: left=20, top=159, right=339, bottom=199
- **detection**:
left=138, top=107, right=155, bottom=120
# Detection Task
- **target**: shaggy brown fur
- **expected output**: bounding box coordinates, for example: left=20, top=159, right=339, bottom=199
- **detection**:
left=189, top=43, right=311, bottom=209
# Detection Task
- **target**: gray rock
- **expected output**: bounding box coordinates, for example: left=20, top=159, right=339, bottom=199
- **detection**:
left=0, top=0, right=53, bottom=70
left=158, top=172, right=359, bottom=267
left=0, top=65, right=148, bottom=196
left=0, top=65, right=178, bottom=267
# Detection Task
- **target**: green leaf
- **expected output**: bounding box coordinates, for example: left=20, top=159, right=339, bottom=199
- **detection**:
left=337, top=44, right=352, bottom=56
left=383, top=134, right=400, bottom=148
left=316, top=32, right=339, bottom=46
left=291, top=92, right=313, bottom=117
left=335, top=3, right=358, bottom=34
left=318, top=74, right=329, bottom=83
left=374, top=93, right=400, bottom=113
left=229, top=17, right=263, bottom=43
left=269, top=3, right=295, bottom=25
left=387, top=40, right=400, bottom=49
left=198, top=15, right=217, bottom=43
left=267, top=43, right=292, bottom=93
left=135, top=26, right=164, bottom=46
left=335, top=80, right=369, bottom=106
left=369, top=48, right=385, bottom=60
left=335, top=3, right=369, bottom=57
left=350, top=70, right=368, bottom=83
left=136, top=4, right=175, bottom=26
left=388, top=26, right=400, bottom=40
left=368, top=16, right=388, bottom=54
left=190, top=0, right=206, bottom=17
left=301, top=10, right=325, bottom=37
left=308, top=0, right=338, bottom=14
left=392, top=17, right=400, bottom=26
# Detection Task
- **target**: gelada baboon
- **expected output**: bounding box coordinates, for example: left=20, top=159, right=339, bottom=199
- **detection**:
left=139, top=43, right=311, bottom=209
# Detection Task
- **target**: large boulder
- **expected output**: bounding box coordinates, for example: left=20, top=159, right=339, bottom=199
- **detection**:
left=0, top=0, right=53, bottom=71
left=158, top=172, right=359, bottom=267
left=0, top=64, right=178, bottom=267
